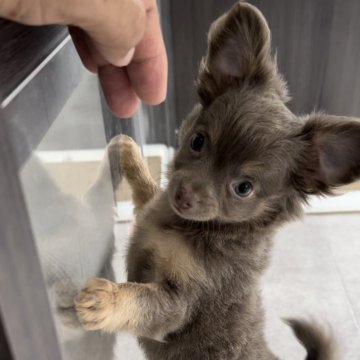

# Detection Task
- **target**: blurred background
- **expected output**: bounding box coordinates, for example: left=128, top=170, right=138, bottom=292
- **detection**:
left=0, top=1, right=359, bottom=359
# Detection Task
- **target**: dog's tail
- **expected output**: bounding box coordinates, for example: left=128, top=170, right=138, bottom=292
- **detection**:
left=284, top=318, right=337, bottom=360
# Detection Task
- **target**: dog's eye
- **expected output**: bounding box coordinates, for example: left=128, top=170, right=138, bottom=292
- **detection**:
left=234, top=181, right=253, bottom=197
left=191, top=133, right=206, bottom=152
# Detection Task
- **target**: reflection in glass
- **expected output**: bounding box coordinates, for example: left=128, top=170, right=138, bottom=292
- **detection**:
left=17, top=69, right=174, bottom=359
left=19, top=73, right=116, bottom=360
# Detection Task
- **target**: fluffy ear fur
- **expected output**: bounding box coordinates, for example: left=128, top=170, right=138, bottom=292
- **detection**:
left=196, top=1, right=281, bottom=105
left=295, top=114, right=360, bottom=195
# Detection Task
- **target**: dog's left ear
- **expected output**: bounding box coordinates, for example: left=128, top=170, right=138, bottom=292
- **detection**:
left=196, top=2, right=278, bottom=105
left=294, top=114, right=360, bottom=195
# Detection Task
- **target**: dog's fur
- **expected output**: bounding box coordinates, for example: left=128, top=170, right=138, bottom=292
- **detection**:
left=76, top=2, right=360, bottom=359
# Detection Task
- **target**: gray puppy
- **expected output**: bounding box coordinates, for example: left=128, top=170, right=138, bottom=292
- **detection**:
left=76, top=2, right=360, bottom=359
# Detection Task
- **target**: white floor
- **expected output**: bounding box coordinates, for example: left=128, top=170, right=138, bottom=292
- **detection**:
left=112, top=213, right=360, bottom=360
left=263, top=213, right=360, bottom=359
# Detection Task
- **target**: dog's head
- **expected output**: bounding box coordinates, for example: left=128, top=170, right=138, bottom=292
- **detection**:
left=168, top=1, right=360, bottom=224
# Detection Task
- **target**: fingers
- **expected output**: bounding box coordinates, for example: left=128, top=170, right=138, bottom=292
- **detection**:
left=127, top=1, right=168, bottom=105
left=80, top=0, right=146, bottom=67
left=69, top=27, right=97, bottom=73
left=97, top=0, right=167, bottom=117
left=98, top=65, right=139, bottom=118
left=0, top=0, right=168, bottom=118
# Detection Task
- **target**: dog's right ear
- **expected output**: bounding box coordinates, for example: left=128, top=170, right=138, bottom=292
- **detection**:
left=294, top=114, right=360, bottom=195
left=196, top=2, right=278, bottom=105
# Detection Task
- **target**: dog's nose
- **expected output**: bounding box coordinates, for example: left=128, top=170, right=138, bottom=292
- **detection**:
left=174, top=184, right=199, bottom=210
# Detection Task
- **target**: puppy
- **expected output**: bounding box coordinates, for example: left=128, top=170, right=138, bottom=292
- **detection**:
left=76, top=2, right=360, bottom=359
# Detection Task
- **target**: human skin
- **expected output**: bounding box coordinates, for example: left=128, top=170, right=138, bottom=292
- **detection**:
left=0, top=0, right=168, bottom=118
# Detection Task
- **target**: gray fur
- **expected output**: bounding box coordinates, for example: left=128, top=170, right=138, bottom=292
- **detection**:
left=77, top=2, right=360, bottom=359
left=127, top=2, right=360, bottom=359
left=125, top=2, right=360, bottom=359
left=285, top=319, right=338, bottom=360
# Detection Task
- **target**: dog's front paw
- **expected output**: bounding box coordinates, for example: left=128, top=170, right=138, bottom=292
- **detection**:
left=75, top=278, right=119, bottom=331
left=118, top=134, right=143, bottom=174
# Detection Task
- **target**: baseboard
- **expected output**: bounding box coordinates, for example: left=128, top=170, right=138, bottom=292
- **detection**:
left=304, top=191, right=360, bottom=214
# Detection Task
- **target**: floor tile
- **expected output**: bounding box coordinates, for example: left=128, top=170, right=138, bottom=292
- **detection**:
left=263, top=215, right=360, bottom=359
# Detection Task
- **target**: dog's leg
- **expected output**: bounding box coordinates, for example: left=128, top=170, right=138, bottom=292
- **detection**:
left=116, top=135, right=159, bottom=214
left=76, top=278, right=188, bottom=340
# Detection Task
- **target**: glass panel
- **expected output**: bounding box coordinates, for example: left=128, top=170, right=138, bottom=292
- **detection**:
left=18, top=71, right=121, bottom=359
left=11, top=14, right=177, bottom=359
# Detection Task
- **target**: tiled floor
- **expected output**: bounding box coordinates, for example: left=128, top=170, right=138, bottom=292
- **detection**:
left=113, top=213, right=360, bottom=359
left=263, top=214, right=360, bottom=359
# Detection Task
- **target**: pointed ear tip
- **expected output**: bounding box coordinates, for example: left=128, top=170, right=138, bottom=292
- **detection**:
left=227, top=1, right=271, bottom=44
left=232, top=1, right=269, bottom=22
left=208, top=2, right=270, bottom=46
left=234, top=1, right=261, bottom=12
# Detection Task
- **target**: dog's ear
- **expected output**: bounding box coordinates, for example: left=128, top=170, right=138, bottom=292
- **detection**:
left=196, top=1, right=276, bottom=105
left=294, top=114, right=360, bottom=195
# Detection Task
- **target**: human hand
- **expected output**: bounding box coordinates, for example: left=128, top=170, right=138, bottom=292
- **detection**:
left=0, top=0, right=167, bottom=118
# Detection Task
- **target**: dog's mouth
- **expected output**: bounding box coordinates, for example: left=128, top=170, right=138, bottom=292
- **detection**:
left=171, top=202, right=189, bottom=218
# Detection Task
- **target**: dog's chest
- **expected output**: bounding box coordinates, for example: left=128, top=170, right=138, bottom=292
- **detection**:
left=128, top=221, right=207, bottom=286
left=129, top=217, right=271, bottom=290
